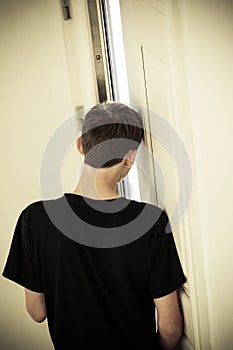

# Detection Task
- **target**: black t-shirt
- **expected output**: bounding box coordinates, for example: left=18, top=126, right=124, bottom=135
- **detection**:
left=2, top=193, right=186, bottom=349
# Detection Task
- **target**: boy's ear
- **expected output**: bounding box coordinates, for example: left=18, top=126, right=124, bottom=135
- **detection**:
left=76, top=136, right=84, bottom=155
left=124, top=149, right=137, bottom=168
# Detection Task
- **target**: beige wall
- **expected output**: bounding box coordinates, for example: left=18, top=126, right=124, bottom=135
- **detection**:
left=0, top=0, right=96, bottom=349
left=120, top=0, right=233, bottom=348
left=171, top=0, right=233, bottom=348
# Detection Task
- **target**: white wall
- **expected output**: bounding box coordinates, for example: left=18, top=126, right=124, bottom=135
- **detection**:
left=171, top=0, right=233, bottom=348
left=0, top=0, right=96, bottom=349
left=119, top=0, right=233, bottom=348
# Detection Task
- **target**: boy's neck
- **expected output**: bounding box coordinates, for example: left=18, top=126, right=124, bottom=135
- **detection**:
left=72, top=163, right=121, bottom=200
left=72, top=186, right=120, bottom=200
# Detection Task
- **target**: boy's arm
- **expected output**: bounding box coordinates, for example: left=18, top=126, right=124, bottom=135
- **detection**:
left=154, top=290, right=183, bottom=350
left=24, top=288, right=47, bottom=323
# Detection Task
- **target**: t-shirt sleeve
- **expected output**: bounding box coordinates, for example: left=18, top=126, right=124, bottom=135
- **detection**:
left=2, top=208, right=44, bottom=292
left=147, top=210, right=186, bottom=298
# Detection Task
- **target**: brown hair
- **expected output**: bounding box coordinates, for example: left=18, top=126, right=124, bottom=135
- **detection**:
left=81, top=102, right=145, bottom=168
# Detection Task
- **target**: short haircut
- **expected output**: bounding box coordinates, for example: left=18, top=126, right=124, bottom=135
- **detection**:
left=81, top=102, right=145, bottom=168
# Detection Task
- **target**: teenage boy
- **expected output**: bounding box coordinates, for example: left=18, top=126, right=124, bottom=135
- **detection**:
left=2, top=102, right=186, bottom=349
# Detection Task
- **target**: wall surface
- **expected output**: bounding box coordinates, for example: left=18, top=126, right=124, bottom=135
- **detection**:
left=120, top=0, right=233, bottom=349
left=176, top=0, right=233, bottom=348
left=0, top=0, right=96, bottom=349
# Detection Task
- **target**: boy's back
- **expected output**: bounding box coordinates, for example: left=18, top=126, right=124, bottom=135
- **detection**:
left=2, top=192, right=186, bottom=349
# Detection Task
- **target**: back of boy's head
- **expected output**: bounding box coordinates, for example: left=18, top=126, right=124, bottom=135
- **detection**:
left=81, top=102, right=145, bottom=168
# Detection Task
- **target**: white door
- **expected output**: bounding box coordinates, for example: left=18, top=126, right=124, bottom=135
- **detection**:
left=119, top=0, right=196, bottom=348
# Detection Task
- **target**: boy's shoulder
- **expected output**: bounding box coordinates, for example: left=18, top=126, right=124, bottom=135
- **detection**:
left=20, top=196, right=62, bottom=222
left=131, top=197, right=165, bottom=215
left=21, top=195, right=167, bottom=233
left=22, top=195, right=165, bottom=215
